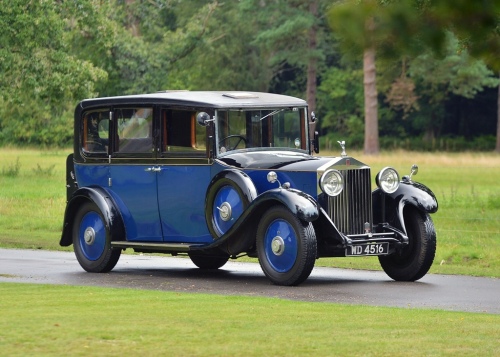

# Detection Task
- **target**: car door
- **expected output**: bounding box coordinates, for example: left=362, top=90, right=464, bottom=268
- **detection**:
left=108, top=106, right=163, bottom=242
left=156, top=108, right=213, bottom=243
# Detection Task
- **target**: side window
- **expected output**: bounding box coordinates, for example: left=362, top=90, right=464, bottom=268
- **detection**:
left=162, top=109, right=206, bottom=156
left=82, top=110, right=110, bottom=155
left=115, top=107, right=153, bottom=154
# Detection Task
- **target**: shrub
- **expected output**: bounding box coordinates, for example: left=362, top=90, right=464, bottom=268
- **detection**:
left=1, top=158, right=21, bottom=177
left=32, top=164, right=56, bottom=177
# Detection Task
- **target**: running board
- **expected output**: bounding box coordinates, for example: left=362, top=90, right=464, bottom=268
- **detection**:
left=110, top=241, right=204, bottom=253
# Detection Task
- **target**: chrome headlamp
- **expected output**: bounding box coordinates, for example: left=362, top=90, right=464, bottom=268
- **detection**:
left=319, top=169, right=344, bottom=197
left=376, top=167, right=400, bottom=194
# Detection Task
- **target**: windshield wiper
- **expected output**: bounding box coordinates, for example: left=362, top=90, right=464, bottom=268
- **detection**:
left=259, top=109, right=284, bottom=121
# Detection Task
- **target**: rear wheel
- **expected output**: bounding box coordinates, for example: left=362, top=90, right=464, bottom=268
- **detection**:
left=72, top=201, right=121, bottom=273
left=379, top=208, right=436, bottom=281
left=188, top=252, right=229, bottom=269
left=257, top=206, right=317, bottom=286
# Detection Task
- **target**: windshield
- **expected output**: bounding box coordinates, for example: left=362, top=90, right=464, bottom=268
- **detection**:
left=215, top=107, right=308, bottom=155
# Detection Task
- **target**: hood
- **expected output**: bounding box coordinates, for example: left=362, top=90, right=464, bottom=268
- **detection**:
left=217, top=151, right=368, bottom=172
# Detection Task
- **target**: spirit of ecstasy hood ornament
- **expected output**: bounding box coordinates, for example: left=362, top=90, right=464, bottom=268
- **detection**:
left=337, top=140, right=347, bottom=157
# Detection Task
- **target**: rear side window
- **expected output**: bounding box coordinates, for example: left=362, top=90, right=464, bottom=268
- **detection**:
left=162, top=109, right=206, bottom=156
left=115, top=108, right=153, bottom=154
left=82, top=110, right=110, bottom=155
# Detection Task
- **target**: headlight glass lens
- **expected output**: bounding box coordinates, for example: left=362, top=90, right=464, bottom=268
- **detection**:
left=377, top=167, right=400, bottom=193
left=320, top=169, right=344, bottom=197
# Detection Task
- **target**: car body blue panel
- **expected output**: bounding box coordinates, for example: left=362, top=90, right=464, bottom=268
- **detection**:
left=157, top=165, right=213, bottom=243
left=74, top=164, right=108, bottom=188
left=109, top=165, right=163, bottom=241
left=245, top=170, right=317, bottom=198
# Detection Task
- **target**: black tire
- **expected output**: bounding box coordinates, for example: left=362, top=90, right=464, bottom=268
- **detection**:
left=379, top=208, right=436, bottom=281
left=256, top=206, right=317, bottom=286
left=188, top=252, right=229, bottom=269
left=72, top=201, right=121, bottom=273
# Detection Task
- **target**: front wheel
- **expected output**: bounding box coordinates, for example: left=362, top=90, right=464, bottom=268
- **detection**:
left=257, top=206, right=317, bottom=286
left=379, top=208, right=436, bottom=281
left=72, top=201, right=121, bottom=273
left=207, top=179, right=250, bottom=238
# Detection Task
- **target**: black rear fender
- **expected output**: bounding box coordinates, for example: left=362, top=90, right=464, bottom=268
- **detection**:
left=59, top=186, right=125, bottom=246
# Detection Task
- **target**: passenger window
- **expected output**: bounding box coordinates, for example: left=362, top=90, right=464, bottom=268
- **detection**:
left=115, top=108, right=153, bottom=154
left=162, top=109, right=206, bottom=155
left=82, top=111, right=110, bottom=154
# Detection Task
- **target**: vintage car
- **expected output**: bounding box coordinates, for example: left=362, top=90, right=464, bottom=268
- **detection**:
left=60, top=91, right=438, bottom=286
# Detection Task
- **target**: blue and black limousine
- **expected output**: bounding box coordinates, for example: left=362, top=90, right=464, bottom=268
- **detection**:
left=60, top=91, right=438, bottom=286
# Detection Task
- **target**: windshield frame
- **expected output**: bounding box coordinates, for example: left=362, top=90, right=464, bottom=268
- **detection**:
left=214, top=106, right=309, bottom=157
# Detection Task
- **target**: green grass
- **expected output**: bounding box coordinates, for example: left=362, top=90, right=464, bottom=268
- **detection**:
left=0, top=148, right=71, bottom=250
left=0, top=283, right=498, bottom=356
left=1, top=149, right=500, bottom=277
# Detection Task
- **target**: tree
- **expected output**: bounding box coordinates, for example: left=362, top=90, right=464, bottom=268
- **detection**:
left=0, top=1, right=108, bottom=106
left=497, top=73, right=500, bottom=152
left=306, top=0, right=320, bottom=114
left=239, top=0, right=329, bottom=111
left=329, top=0, right=500, bottom=154
left=0, top=0, right=109, bottom=145
left=166, top=0, right=274, bottom=91
left=419, top=1, right=500, bottom=152
left=363, top=44, right=379, bottom=154
left=408, top=33, right=499, bottom=140
left=328, top=0, right=394, bottom=154
left=317, top=66, right=365, bottom=148
left=93, top=0, right=222, bottom=95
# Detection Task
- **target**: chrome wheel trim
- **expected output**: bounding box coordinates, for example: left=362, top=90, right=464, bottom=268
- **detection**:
left=271, top=236, right=285, bottom=256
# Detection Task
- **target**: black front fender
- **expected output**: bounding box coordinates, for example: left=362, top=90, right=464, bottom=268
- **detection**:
left=59, top=186, right=125, bottom=247
left=373, top=180, right=438, bottom=234
left=252, top=188, right=320, bottom=222
left=195, top=188, right=319, bottom=255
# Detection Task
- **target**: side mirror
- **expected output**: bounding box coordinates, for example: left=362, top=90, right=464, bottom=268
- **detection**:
left=196, top=112, right=211, bottom=126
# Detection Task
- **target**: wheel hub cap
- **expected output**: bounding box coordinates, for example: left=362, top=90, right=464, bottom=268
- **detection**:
left=83, top=227, right=96, bottom=245
left=218, top=202, right=232, bottom=222
left=271, top=236, right=285, bottom=256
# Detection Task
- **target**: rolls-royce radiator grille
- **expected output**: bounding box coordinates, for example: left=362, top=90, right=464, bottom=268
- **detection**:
left=327, top=168, right=373, bottom=235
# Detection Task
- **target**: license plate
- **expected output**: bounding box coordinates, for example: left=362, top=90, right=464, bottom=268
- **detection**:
left=346, top=243, right=389, bottom=256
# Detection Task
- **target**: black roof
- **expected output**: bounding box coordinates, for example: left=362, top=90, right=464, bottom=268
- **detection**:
left=78, top=91, right=307, bottom=110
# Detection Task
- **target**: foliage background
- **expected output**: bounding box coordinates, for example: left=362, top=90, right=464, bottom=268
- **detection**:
left=0, top=0, right=499, bottom=150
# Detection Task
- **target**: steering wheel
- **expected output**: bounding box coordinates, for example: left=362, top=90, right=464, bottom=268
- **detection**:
left=85, top=140, right=106, bottom=152
left=219, top=135, right=247, bottom=151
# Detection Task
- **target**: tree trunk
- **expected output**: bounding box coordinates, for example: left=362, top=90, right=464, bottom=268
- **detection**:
left=306, top=0, right=318, bottom=147
left=496, top=73, right=500, bottom=153
left=306, top=0, right=318, bottom=115
left=363, top=47, right=379, bottom=155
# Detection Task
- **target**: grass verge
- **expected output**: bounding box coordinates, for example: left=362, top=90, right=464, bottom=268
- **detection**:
left=0, top=282, right=499, bottom=356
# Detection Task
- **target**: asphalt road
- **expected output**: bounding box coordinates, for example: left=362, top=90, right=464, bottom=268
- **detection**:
left=1, top=248, right=498, bottom=314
